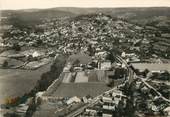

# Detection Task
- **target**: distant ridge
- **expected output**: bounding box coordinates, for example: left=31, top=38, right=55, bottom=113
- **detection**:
left=1, top=7, right=170, bottom=29
left=2, top=7, right=170, bottom=18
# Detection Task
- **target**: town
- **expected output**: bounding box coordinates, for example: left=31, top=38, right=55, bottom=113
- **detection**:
left=0, top=7, right=170, bottom=117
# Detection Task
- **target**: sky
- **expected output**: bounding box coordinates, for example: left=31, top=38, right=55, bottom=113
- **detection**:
left=0, top=0, right=170, bottom=10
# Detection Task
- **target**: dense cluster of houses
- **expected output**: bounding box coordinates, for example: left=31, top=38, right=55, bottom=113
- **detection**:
left=1, top=13, right=170, bottom=61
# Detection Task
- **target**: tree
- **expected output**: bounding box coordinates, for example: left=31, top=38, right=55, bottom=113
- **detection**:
left=36, top=97, right=42, bottom=106
left=160, top=70, right=170, bottom=80
left=2, top=60, right=8, bottom=68
left=27, top=55, right=34, bottom=62
left=143, top=69, right=150, bottom=77
left=73, top=59, right=80, bottom=66
left=12, top=43, right=21, bottom=51
left=25, top=103, right=36, bottom=117
left=4, top=112, right=20, bottom=117
left=106, top=52, right=115, bottom=63
left=36, top=39, right=43, bottom=46
left=87, top=44, right=95, bottom=56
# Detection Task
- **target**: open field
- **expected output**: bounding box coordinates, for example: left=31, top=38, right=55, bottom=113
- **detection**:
left=47, top=70, right=116, bottom=98
left=75, top=72, right=88, bottom=83
left=62, top=72, right=73, bottom=83
left=88, top=70, right=99, bottom=82
left=0, top=63, right=51, bottom=104
left=50, top=82, right=111, bottom=97
left=132, top=63, right=170, bottom=72
left=62, top=70, right=111, bottom=83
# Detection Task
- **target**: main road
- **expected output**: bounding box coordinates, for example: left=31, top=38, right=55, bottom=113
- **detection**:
left=115, top=55, right=134, bottom=82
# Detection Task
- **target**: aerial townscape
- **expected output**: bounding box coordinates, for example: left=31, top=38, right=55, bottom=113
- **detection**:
left=0, top=7, right=170, bottom=117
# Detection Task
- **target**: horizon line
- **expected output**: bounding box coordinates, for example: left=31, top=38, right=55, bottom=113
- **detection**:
left=1, top=6, right=170, bottom=11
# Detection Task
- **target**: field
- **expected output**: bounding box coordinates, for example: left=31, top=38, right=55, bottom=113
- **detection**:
left=132, top=63, right=170, bottom=72
left=62, top=72, right=73, bottom=83
left=62, top=70, right=111, bottom=83
left=46, top=70, right=111, bottom=98
left=75, top=72, right=88, bottom=83
left=0, top=63, right=51, bottom=104
left=51, top=82, right=111, bottom=98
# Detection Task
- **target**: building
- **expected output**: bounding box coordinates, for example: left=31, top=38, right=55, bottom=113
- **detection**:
left=100, top=61, right=111, bottom=70
left=66, top=96, right=81, bottom=105
left=102, top=96, right=113, bottom=103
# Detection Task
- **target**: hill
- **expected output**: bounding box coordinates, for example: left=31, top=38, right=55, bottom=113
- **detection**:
left=1, top=7, right=170, bottom=26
